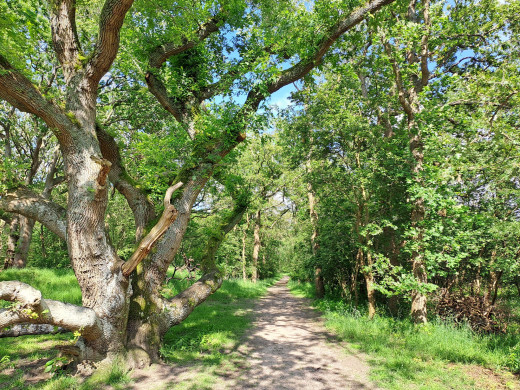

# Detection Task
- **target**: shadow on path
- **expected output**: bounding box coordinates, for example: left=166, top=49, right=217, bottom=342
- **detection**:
left=235, top=276, right=378, bottom=390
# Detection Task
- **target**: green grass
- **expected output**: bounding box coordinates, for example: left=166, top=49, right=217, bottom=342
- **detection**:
left=0, top=268, right=82, bottom=305
left=0, top=268, right=80, bottom=390
left=288, top=280, right=520, bottom=390
left=160, top=275, right=278, bottom=364
left=0, top=268, right=278, bottom=389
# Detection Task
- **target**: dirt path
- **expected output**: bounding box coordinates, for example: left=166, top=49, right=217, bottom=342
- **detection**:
left=234, top=276, right=377, bottom=390
left=128, top=277, right=378, bottom=389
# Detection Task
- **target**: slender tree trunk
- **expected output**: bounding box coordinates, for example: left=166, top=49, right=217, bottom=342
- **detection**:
left=385, top=227, right=400, bottom=316
left=40, top=224, right=47, bottom=259
left=0, top=219, right=5, bottom=261
left=242, top=214, right=249, bottom=281
left=4, top=217, right=19, bottom=269
left=365, top=251, right=376, bottom=319
left=351, top=255, right=360, bottom=306
left=485, top=250, right=502, bottom=306
left=514, top=276, right=520, bottom=297
left=252, top=209, right=261, bottom=283
left=308, top=182, right=324, bottom=298
left=473, top=261, right=482, bottom=296
left=355, top=147, right=376, bottom=318
left=13, top=217, right=35, bottom=268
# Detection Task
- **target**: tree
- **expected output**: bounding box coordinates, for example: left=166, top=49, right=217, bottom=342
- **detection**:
left=0, top=0, right=395, bottom=364
left=278, top=0, right=519, bottom=327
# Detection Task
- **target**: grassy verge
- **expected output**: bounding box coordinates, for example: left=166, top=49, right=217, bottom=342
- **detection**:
left=160, top=275, right=277, bottom=365
left=288, top=279, right=520, bottom=390
left=0, top=268, right=277, bottom=389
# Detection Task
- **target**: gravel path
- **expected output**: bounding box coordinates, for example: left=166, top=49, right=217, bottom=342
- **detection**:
left=235, top=276, right=378, bottom=390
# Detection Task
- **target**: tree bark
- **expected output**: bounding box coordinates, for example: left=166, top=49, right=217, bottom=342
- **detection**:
left=4, top=217, right=20, bottom=270
left=252, top=209, right=261, bottom=283
left=365, top=252, right=376, bottom=319
left=12, top=217, right=35, bottom=268
left=242, top=220, right=248, bottom=281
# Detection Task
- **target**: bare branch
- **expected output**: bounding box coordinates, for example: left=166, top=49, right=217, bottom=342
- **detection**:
left=0, top=187, right=67, bottom=240
left=0, top=281, right=102, bottom=340
left=121, top=182, right=183, bottom=277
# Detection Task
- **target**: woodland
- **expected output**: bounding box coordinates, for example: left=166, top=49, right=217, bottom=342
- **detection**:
left=0, top=0, right=520, bottom=385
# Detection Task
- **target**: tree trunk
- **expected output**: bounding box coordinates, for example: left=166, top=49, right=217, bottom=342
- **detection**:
left=12, top=217, right=35, bottom=268
left=126, top=169, right=216, bottom=361
left=252, top=209, right=261, bottom=283
left=307, top=181, right=324, bottom=298
left=242, top=219, right=248, bottom=281
left=0, top=219, right=5, bottom=260
left=384, top=0, right=431, bottom=324
left=384, top=227, right=400, bottom=316
left=40, top=224, right=47, bottom=259
left=485, top=250, right=502, bottom=306
left=365, top=251, right=376, bottom=319
left=4, top=217, right=20, bottom=269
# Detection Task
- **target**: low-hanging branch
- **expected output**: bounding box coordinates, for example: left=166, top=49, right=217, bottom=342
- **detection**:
left=0, top=281, right=102, bottom=340
left=121, top=182, right=184, bottom=277
left=163, top=269, right=222, bottom=327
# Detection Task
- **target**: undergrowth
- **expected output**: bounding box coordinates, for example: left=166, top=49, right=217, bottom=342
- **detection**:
left=288, top=279, right=520, bottom=390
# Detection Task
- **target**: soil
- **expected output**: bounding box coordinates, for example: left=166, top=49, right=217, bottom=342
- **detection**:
left=128, top=276, right=378, bottom=389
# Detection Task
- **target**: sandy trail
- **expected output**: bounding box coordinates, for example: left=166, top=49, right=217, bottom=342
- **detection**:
left=234, top=276, right=377, bottom=390
left=128, top=277, right=378, bottom=389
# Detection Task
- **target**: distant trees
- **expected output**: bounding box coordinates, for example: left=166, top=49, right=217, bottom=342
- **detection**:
left=277, top=0, right=520, bottom=325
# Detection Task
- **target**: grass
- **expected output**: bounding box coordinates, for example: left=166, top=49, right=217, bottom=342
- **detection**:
left=160, top=275, right=277, bottom=364
left=0, top=268, right=82, bottom=306
left=0, top=267, right=277, bottom=389
left=288, top=279, right=520, bottom=390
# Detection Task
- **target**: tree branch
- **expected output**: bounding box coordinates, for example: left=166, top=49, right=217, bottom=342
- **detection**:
left=163, top=270, right=222, bottom=327
left=121, top=182, right=183, bottom=277
left=0, top=55, right=74, bottom=148
left=382, top=40, right=414, bottom=117
left=149, top=17, right=222, bottom=68
left=420, top=0, right=431, bottom=88
left=145, top=17, right=223, bottom=124
left=96, top=124, right=156, bottom=240
left=50, top=0, right=82, bottom=82
left=0, top=281, right=101, bottom=340
left=0, top=187, right=67, bottom=241
left=85, top=0, right=134, bottom=87
left=244, top=0, right=397, bottom=111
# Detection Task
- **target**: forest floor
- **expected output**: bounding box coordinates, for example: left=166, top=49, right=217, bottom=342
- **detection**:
left=128, top=276, right=378, bottom=390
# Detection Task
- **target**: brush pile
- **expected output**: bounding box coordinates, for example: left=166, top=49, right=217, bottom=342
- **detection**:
left=435, top=292, right=507, bottom=333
